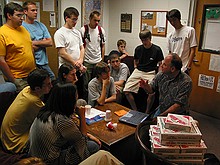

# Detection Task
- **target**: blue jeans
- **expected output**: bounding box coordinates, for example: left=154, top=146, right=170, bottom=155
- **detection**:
left=87, top=140, right=100, bottom=154
left=0, top=82, right=17, bottom=93
left=37, top=64, right=55, bottom=80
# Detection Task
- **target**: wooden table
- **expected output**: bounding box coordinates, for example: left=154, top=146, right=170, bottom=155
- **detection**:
left=86, top=102, right=142, bottom=165
left=86, top=102, right=136, bottom=147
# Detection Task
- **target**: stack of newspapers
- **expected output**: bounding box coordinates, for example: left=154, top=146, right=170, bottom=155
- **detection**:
left=149, top=113, right=207, bottom=165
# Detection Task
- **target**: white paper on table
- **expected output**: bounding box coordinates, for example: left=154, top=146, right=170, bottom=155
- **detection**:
left=85, top=108, right=106, bottom=119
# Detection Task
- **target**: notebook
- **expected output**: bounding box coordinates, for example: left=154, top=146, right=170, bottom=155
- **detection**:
left=119, top=110, right=149, bottom=126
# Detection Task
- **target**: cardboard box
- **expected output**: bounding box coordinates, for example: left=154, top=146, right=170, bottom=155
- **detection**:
left=180, top=140, right=207, bottom=154
left=165, top=113, right=193, bottom=132
left=171, top=159, right=204, bottom=165
left=149, top=125, right=160, bottom=136
left=151, top=136, right=180, bottom=154
left=158, top=152, right=204, bottom=160
left=157, top=117, right=202, bottom=145
left=161, top=139, right=202, bottom=145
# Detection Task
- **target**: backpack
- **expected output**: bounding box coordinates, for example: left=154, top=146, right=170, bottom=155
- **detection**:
left=82, top=24, right=105, bottom=55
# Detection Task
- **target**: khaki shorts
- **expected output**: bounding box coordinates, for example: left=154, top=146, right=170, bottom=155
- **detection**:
left=123, top=69, right=155, bottom=93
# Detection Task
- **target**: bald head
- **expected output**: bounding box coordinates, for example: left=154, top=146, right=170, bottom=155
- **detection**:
left=167, top=53, right=182, bottom=70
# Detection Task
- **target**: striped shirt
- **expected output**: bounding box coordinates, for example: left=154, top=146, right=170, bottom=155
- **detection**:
left=29, top=114, right=90, bottom=165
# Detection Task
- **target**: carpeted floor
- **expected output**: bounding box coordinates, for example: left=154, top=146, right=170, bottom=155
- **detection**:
left=190, top=110, right=220, bottom=160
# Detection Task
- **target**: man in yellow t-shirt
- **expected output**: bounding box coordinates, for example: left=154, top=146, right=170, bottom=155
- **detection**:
left=1, top=68, right=52, bottom=154
left=0, top=2, right=35, bottom=92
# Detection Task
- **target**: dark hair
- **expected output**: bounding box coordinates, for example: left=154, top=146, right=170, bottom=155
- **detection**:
left=58, top=63, right=75, bottom=84
left=170, top=53, right=182, bottom=70
left=108, top=50, right=120, bottom=61
left=117, top=39, right=126, bottom=47
left=27, top=68, right=50, bottom=90
left=4, top=2, right=23, bottom=20
left=94, top=61, right=109, bottom=78
left=37, top=83, right=78, bottom=123
left=139, top=30, right=152, bottom=40
left=23, top=1, right=36, bottom=10
left=89, top=10, right=101, bottom=20
left=166, top=9, right=181, bottom=21
left=64, top=7, right=79, bottom=21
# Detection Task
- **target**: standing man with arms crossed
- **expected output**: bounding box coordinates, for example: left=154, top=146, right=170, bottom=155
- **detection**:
left=79, top=10, right=106, bottom=101
left=22, top=1, right=55, bottom=80
left=166, top=9, right=197, bottom=74
left=0, top=2, right=35, bottom=92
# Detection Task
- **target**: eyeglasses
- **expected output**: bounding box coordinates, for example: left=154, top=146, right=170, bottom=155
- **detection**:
left=111, top=60, right=119, bottom=63
left=70, top=17, right=78, bottom=22
left=14, top=14, right=24, bottom=18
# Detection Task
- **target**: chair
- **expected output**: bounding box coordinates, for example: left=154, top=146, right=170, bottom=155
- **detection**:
left=135, top=120, right=176, bottom=165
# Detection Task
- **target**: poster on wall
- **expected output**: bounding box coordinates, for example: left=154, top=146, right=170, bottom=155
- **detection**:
left=82, top=0, right=103, bottom=26
left=43, top=0, right=54, bottom=11
left=198, top=74, right=215, bottom=89
left=121, top=14, right=132, bottom=33
left=217, top=76, right=220, bottom=92
left=209, top=54, right=220, bottom=72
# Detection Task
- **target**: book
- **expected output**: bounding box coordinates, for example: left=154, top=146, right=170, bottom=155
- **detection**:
left=86, top=115, right=104, bottom=125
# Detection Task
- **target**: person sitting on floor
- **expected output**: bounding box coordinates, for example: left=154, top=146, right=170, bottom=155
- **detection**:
left=28, top=83, right=123, bottom=165
left=88, top=61, right=116, bottom=106
left=108, top=50, right=130, bottom=103
left=1, top=68, right=52, bottom=154
left=139, top=53, right=192, bottom=118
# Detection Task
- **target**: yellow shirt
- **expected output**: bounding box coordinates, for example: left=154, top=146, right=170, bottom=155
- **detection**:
left=0, top=24, right=35, bottom=78
left=0, top=86, right=44, bottom=153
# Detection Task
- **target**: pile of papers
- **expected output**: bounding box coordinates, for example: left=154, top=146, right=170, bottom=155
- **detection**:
left=85, top=108, right=106, bottom=125
left=149, top=113, right=207, bottom=165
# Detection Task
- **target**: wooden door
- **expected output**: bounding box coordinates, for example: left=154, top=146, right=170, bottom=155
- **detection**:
left=19, top=0, right=59, bottom=77
left=190, top=0, right=220, bottom=119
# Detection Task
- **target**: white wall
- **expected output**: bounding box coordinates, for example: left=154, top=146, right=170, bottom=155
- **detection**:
left=59, top=0, right=82, bottom=29
left=107, top=0, right=193, bottom=56
left=59, top=0, right=196, bottom=56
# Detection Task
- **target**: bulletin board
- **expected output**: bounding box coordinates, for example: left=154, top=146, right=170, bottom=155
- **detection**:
left=140, top=10, right=168, bottom=37
left=199, top=4, right=220, bottom=54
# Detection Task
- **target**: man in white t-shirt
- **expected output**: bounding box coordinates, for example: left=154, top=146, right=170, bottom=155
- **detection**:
left=167, top=9, right=197, bottom=74
left=54, top=7, right=86, bottom=72
left=79, top=11, right=106, bottom=101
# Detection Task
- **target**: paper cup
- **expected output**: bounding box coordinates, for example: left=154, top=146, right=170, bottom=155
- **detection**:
left=105, top=110, right=112, bottom=121
left=85, top=105, right=91, bottom=115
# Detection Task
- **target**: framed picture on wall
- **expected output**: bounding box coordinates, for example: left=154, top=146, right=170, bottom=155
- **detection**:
left=81, top=0, right=103, bottom=26
left=121, top=13, right=132, bottom=33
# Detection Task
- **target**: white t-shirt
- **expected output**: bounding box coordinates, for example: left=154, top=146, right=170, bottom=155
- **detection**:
left=167, top=25, right=197, bottom=68
left=79, top=25, right=106, bottom=64
left=54, top=26, right=83, bottom=67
